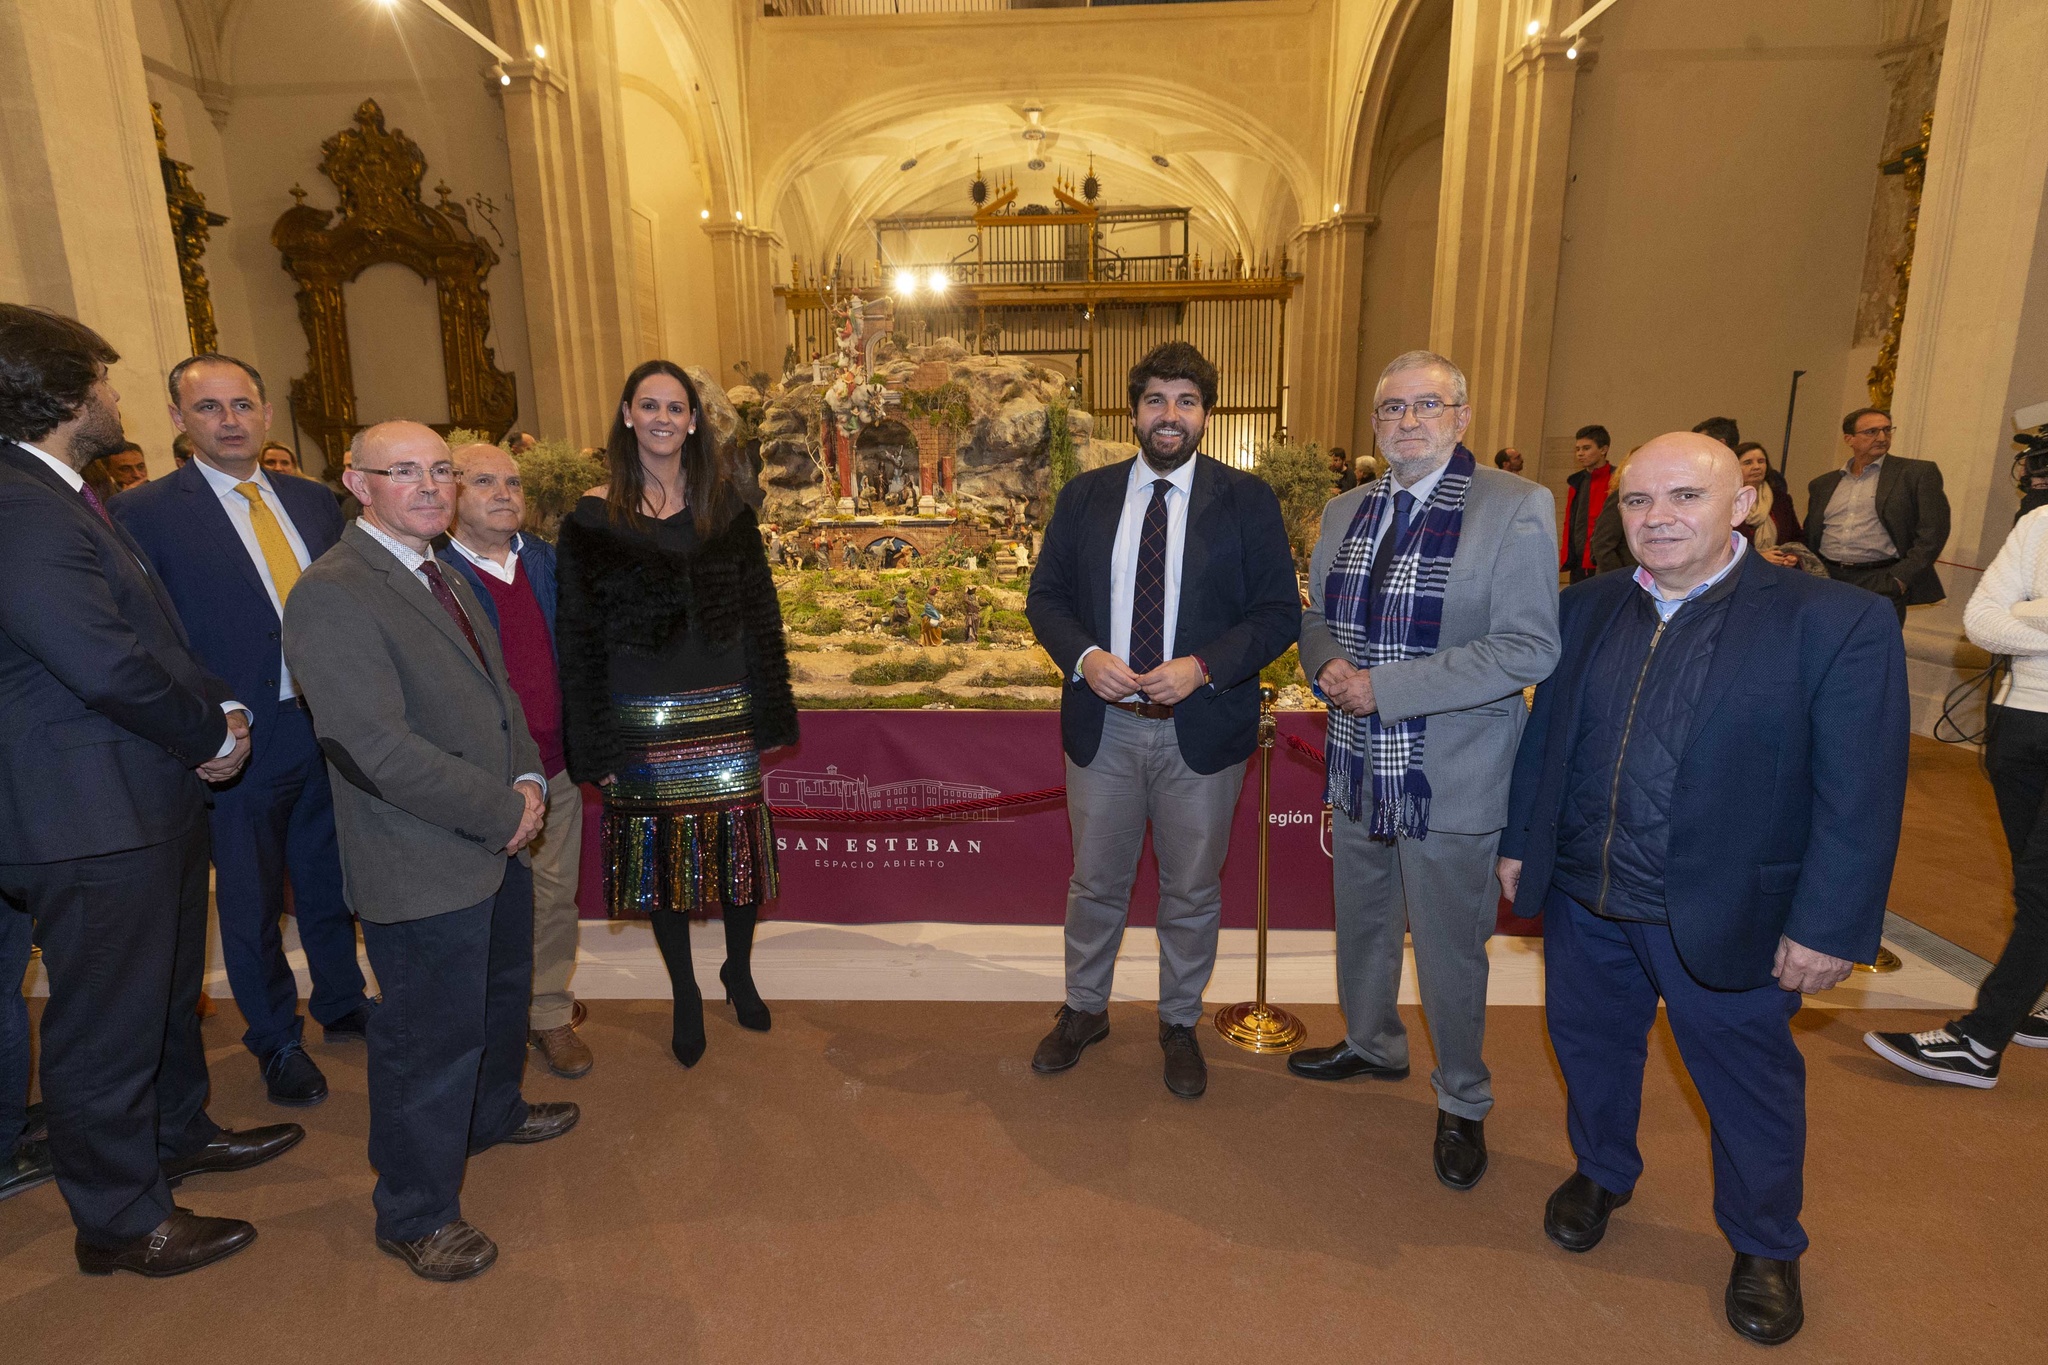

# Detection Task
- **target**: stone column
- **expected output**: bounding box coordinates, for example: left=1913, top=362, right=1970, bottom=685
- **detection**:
left=490, top=0, right=637, bottom=443
left=705, top=223, right=785, bottom=383
left=0, top=0, right=192, bottom=468
left=1430, top=2, right=1577, bottom=469
left=1285, top=213, right=1373, bottom=451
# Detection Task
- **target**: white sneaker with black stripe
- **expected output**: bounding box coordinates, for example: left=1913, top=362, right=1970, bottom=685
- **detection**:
left=1864, top=1026, right=2000, bottom=1087
left=2012, top=1008, right=2048, bottom=1050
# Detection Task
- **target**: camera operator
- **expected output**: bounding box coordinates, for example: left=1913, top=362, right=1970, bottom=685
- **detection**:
left=2013, top=429, right=2048, bottom=521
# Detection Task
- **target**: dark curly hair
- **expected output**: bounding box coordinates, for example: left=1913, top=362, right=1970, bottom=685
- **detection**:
left=0, top=305, right=120, bottom=444
left=1126, top=340, right=1219, bottom=412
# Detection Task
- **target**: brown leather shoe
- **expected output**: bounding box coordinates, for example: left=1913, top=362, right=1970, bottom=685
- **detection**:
left=569, top=998, right=588, bottom=1030
left=76, top=1208, right=256, bottom=1277
left=1160, top=1021, right=1208, bottom=1098
left=529, top=1024, right=594, bottom=1078
left=377, top=1219, right=498, bottom=1282
left=1031, top=1005, right=1109, bottom=1074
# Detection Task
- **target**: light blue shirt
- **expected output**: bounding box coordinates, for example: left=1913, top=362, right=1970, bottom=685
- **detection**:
left=194, top=460, right=311, bottom=699
left=1633, top=533, right=1748, bottom=621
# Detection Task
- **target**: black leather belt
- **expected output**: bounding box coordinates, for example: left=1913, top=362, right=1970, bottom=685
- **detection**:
left=1820, top=554, right=1900, bottom=571
left=1110, top=700, right=1175, bottom=720
left=281, top=695, right=310, bottom=711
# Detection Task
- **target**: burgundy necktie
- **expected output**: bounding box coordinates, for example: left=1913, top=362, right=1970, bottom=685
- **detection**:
left=78, top=481, right=113, bottom=526
left=1128, top=478, right=1172, bottom=675
left=419, top=561, right=487, bottom=668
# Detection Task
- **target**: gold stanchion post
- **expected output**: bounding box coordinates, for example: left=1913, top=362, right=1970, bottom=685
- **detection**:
left=1215, top=686, right=1308, bottom=1053
left=1854, top=947, right=1903, bottom=974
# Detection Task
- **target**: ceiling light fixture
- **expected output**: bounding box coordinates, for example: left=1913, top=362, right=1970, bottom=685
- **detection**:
left=381, top=0, right=518, bottom=65
left=1333, top=201, right=1343, bottom=214
left=499, top=73, right=510, bottom=85
left=734, top=210, right=744, bottom=221
left=532, top=43, right=546, bottom=59
left=699, top=208, right=710, bottom=219
left=928, top=271, right=948, bottom=294
left=1566, top=45, right=1578, bottom=58
left=895, top=270, right=918, bottom=296
left=1525, top=19, right=1541, bottom=36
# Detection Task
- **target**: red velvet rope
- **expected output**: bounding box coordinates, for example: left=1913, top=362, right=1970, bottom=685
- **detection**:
left=1283, top=733, right=1327, bottom=765
left=769, top=787, right=1067, bottom=822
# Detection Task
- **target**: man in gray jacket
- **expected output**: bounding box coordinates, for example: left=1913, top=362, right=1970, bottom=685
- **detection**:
left=284, top=421, right=578, bottom=1282
left=1290, top=351, right=1560, bottom=1190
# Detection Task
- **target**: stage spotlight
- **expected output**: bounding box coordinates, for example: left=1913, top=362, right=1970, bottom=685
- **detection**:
left=533, top=43, right=546, bottom=59
left=1526, top=19, right=1541, bottom=35
left=1567, top=45, right=1578, bottom=59
left=1333, top=202, right=1342, bottom=214
left=928, top=271, right=948, bottom=294
left=735, top=210, right=744, bottom=221
left=499, top=73, right=510, bottom=85
left=895, top=270, right=919, bottom=296
left=700, top=208, right=710, bottom=219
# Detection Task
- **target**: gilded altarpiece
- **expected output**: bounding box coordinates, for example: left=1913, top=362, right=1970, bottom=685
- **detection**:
left=272, top=99, right=517, bottom=470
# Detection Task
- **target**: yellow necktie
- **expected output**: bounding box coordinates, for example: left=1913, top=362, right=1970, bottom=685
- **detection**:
left=234, top=481, right=302, bottom=604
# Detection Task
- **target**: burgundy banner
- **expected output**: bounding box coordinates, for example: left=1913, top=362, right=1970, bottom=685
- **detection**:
left=576, top=709, right=1534, bottom=934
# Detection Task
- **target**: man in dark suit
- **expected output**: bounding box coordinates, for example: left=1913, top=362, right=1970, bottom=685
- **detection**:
left=285, top=421, right=578, bottom=1281
left=1806, top=407, right=1950, bottom=624
left=438, top=443, right=589, bottom=1079
left=0, top=305, right=301, bottom=1275
left=1499, top=432, right=1908, bottom=1346
left=113, top=354, right=373, bottom=1107
left=1025, top=342, right=1301, bottom=1098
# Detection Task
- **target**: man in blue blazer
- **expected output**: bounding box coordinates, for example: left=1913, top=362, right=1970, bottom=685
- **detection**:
left=1498, top=433, right=1908, bottom=1347
left=0, top=306, right=300, bottom=1274
left=1026, top=342, right=1301, bottom=1098
left=114, top=354, right=372, bottom=1107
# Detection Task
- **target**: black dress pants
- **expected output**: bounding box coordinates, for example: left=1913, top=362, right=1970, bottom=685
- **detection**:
left=359, top=857, right=533, bottom=1242
left=1961, top=705, right=2048, bottom=1049
left=0, top=821, right=220, bottom=1243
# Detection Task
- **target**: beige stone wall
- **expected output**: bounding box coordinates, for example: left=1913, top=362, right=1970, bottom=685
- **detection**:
left=1540, top=0, right=1892, bottom=507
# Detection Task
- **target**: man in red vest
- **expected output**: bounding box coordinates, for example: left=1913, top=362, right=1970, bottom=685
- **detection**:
left=1561, top=424, right=1613, bottom=583
left=439, top=444, right=589, bottom=1079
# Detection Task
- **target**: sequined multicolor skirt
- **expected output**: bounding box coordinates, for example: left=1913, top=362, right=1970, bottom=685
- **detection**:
left=601, top=685, right=778, bottom=920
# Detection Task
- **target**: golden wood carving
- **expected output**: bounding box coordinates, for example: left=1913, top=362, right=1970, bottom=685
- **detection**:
left=1869, top=112, right=1932, bottom=411
left=271, top=99, right=517, bottom=470
left=154, top=102, right=226, bottom=356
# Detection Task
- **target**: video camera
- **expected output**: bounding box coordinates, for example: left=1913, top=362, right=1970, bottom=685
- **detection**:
left=2015, top=427, right=2048, bottom=516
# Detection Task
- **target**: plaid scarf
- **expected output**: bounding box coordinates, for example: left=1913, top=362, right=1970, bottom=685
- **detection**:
left=1322, top=446, right=1475, bottom=839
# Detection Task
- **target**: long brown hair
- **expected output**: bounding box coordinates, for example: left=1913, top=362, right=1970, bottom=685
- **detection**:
left=603, top=359, right=741, bottom=537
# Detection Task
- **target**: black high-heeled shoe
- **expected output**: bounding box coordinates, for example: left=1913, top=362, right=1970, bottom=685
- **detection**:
left=651, top=910, right=707, bottom=1066
left=719, top=960, right=772, bottom=1032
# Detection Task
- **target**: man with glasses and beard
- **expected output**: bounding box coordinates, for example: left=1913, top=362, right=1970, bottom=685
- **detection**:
left=1805, top=407, right=1949, bottom=624
left=1289, top=349, right=1559, bottom=1189
left=1025, top=342, right=1301, bottom=1098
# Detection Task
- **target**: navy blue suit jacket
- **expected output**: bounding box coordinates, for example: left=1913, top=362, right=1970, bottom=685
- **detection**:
left=0, top=441, right=232, bottom=863
left=1026, top=454, right=1302, bottom=775
left=1500, top=550, right=1909, bottom=990
left=112, top=459, right=345, bottom=729
left=435, top=532, right=558, bottom=644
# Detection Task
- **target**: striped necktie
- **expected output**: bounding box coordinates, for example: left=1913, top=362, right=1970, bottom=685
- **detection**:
left=233, top=481, right=302, bottom=604
left=1128, top=478, right=1172, bottom=674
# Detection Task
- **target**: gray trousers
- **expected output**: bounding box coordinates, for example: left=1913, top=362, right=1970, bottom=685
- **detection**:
left=1063, top=707, right=1247, bottom=1026
left=527, top=770, right=585, bottom=1030
left=1332, top=814, right=1500, bottom=1120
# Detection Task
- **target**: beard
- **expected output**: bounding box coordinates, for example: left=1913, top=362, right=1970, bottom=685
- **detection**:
left=69, top=396, right=129, bottom=467
left=1137, top=417, right=1203, bottom=472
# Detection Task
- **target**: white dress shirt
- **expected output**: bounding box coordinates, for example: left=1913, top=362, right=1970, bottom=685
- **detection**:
left=1097, top=453, right=1200, bottom=675
left=446, top=531, right=522, bottom=585
left=195, top=460, right=312, bottom=700
left=21, top=441, right=246, bottom=757
left=357, top=518, right=543, bottom=794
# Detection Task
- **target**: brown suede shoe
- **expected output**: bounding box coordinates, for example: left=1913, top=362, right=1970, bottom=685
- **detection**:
left=529, top=1024, right=594, bottom=1078
left=377, top=1219, right=498, bottom=1282
left=76, top=1208, right=256, bottom=1277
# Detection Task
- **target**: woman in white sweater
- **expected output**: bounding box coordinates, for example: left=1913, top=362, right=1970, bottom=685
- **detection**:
left=1866, top=507, right=2048, bottom=1085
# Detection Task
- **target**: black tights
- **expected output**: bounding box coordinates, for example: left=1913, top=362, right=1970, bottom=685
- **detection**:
left=649, top=903, right=767, bottom=1067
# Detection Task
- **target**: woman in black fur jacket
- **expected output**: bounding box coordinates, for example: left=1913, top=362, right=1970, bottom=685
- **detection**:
left=556, top=359, right=797, bottom=1068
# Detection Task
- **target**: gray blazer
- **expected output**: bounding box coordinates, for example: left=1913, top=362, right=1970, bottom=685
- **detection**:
left=283, top=524, right=544, bottom=924
left=1300, top=467, right=1561, bottom=835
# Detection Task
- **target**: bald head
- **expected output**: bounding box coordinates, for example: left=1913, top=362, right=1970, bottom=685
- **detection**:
left=1616, top=432, right=1756, bottom=594
left=452, top=442, right=525, bottom=553
left=343, top=421, right=455, bottom=551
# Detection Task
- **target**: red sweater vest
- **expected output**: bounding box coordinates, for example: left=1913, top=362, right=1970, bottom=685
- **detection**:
left=477, top=560, right=565, bottom=777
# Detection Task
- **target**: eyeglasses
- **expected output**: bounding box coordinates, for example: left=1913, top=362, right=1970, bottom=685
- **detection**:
left=358, top=462, right=457, bottom=485
left=1851, top=425, right=1895, bottom=439
left=1373, top=398, right=1464, bottom=423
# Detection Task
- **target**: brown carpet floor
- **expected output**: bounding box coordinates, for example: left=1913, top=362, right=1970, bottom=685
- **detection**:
left=3, top=998, right=2042, bottom=1363
left=1892, top=735, right=2015, bottom=962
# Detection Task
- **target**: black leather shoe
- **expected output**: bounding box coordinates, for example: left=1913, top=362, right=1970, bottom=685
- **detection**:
left=720, top=961, right=773, bottom=1032
left=1031, top=1005, right=1109, bottom=1074
left=23, top=1099, right=47, bottom=1142
left=1544, top=1171, right=1631, bottom=1251
left=1160, top=1022, right=1208, bottom=1099
left=473, top=1101, right=580, bottom=1156
left=1726, top=1253, right=1803, bottom=1345
left=321, top=1000, right=375, bottom=1043
left=259, top=1041, right=328, bottom=1107
left=0, top=1138, right=55, bottom=1202
left=1433, top=1110, right=1487, bottom=1190
left=1286, top=1040, right=1410, bottom=1082
left=377, top=1219, right=498, bottom=1282
left=76, top=1208, right=256, bottom=1277
left=163, top=1123, right=306, bottom=1187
